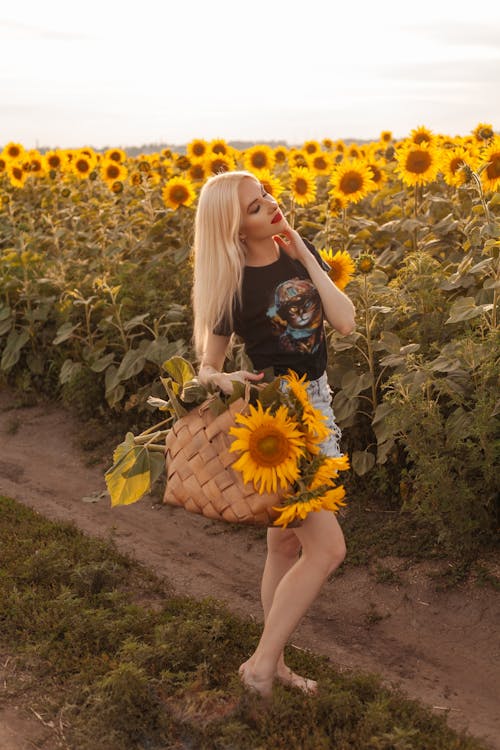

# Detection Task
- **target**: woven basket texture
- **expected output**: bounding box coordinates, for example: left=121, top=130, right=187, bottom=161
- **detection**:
left=163, top=396, right=288, bottom=526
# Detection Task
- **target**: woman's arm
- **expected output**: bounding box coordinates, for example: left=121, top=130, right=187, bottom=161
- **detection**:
left=199, top=332, right=264, bottom=394
left=274, top=229, right=356, bottom=335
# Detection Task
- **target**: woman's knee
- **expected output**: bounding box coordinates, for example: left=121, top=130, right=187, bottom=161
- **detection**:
left=267, top=528, right=302, bottom=560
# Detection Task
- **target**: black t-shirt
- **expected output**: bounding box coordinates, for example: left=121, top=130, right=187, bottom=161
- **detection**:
left=214, top=239, right=331, bottom=380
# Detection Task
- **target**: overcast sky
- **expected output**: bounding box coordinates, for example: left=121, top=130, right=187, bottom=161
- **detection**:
left=2, top=0, right=500, bottom=150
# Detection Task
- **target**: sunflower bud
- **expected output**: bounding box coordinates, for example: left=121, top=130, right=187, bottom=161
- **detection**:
left=357, top=253, right=375, bottom=275
left=111, top=180, right=124, bottom=194
left=60, top=187, right=71, bottom=198
left=458, top=162, right=475, bottom=184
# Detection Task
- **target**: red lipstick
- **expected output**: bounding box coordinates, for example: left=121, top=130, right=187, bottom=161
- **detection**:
left=271, top=210, right=282, bottom=224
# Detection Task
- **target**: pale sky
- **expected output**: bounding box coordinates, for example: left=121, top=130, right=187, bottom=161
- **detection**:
left=2, top=0, right=500, bottom=151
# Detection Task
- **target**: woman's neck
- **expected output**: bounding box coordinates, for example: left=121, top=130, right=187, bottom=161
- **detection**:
left=244, top=237, right=280, bottom=267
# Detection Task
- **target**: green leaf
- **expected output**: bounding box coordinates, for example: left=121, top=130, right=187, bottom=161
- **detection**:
left=445, top=297, right=487, bottom=324
left=53, top=321, right=81, bottom=345
left=1, top=328, right=30, bottom=371
left=90, top=352, right=115, bottom=372
left=116, top=346, right=147, bottom=381
left=332, top=390, right=359, bottom=424
left=351, top=450, right=376, bottom=476
left=372, top=402, right=397, bottom=444
left=105, top=434, right=163, bottom=506
left=341, top=370, right=373, bottom=398
left=163, top=356, right=196, bottom=387
left=59, top=359, right=83, bottom=385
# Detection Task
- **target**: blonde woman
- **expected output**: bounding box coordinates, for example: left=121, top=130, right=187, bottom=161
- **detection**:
left=193, top=170, right=356, bottom=697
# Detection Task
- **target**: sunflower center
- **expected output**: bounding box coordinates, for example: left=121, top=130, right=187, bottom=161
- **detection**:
left=48, top=155, right=61, bottom=168
left=192, top=143, right=205, bottom=156
left=8, top=147, right=20, bottom=158
left=294, top=177, right=308, bottom=196
left=109, top=151, right=121, bottom=162
left=314, top=157, right=328, bottom=170
left=191, top=164, right=204, bottom=179
left=486, top=154, right=500, bottom=179
left=413, top=133, right=431, bottom=145
left=406, top=150, right=431, bottom=174
left=107, top=164, right=120, bottom=179
left=212, top=143, right=227, bottom=155
left=249, top=427, right=289, bottom=467
left=251, top=152, right=267, bottom=168
left=76, top=159, right=90, bottom=173
left=339, top=171, right=363, bottom=194
left=369, top=165, right=381, bottom=182
left=171, top=185, right=189, bottom=203
left=450, top=157, right=464, bottom=174
left=212, top=158, right=229, bottom=173
left=12, top=167, right=23, bottom=180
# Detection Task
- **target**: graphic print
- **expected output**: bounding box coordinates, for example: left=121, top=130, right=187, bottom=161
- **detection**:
left=267, top=277, right=324, bottom=354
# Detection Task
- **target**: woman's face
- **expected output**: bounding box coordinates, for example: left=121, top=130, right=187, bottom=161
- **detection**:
left=238, top=177, right=284, bottom=242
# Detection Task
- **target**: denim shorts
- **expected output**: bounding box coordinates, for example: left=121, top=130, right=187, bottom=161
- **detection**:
left=306, top=372, right=343, bottom=457
left=281, top=372, right=343, bottom=457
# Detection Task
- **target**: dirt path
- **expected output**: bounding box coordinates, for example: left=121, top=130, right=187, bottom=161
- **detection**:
left=1, top=391, right=499, bottom=749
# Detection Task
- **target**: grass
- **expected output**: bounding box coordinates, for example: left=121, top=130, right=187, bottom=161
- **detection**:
left=0, top=495, right=490, bottom=750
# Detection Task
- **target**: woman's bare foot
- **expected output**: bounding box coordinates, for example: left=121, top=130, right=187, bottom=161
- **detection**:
left=238, top=660, right=274, bottom=698
left=276, top=665, right=318, bottom=695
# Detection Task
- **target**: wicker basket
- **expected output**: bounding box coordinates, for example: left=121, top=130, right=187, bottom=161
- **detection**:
left=163, top=395, right=292, bottom=526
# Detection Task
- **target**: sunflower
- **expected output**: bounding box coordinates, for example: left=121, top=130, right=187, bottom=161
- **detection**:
left=0, top=157, right=7, bottom=173
left=209, top=138, right=230, bottom=155
left=357, top=252, right=375, bottom=274
left=104, top=147, right=126, bottom=163
left=308, top=455, right=350, bottom=490
left=322, top=138, right=334, bottom=150
left=27, top=151, right=45, bottom=177
left=229, top=401, right=306, bottom=494
left=472, top=122, right=495, bottom=143
left=289, top=166, right=317, bottom=206
left=258, top=169, right=284, bottom=199
left=303, top=139, right=321, bottom=155
left=480, top=138, right=500, bottom=192
left=186, top=139, right=209, bottom=160
left=71, top=151, right=95, bottom=179
left=243, top=144, right=275, bottom=174
left=440, top=146, right=478, bottom=188
left=281, top=370, right=331, bottom=450
left=161, top=176, right=196, bottom=210
left=346, top=144, right=363, bottom=159
left=273, top=146, right=288, bottom=164
left=205, top=153, right=235, bottom=175
left=43, top=150, right=63, bottom=171
left=328, top=193, right=347, bottom=215
left=308, top=151, right=332, bottom=175
left=188, top=159, right=207, bottom=183
left=287, top=148, right=309, bottom=169
left=319, top=248, right=355, bottom=290
left=272, top=484, right=347, bottom=528
left=366, top=160, right=387, bottom=188
left=7, top=161, right=27, bottom=188
left=2, top=142, right=25, bottom=160
left=410, top=125, right=434, bottom=145
left=394, top=141, right=440, bottom=187
left=174, top=154, right=191, bottom=172
left=380, top=130, right=392, bottom=143
left=330, top=159, right=375, bottom=204
left=101, top=160, right=128, bottom=184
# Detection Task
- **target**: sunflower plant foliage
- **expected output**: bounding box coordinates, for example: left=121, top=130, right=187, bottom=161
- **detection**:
left=105, top=357, right=349, bottom=528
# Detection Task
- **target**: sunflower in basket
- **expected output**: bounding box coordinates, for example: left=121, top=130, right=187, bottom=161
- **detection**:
left=105, top=357, right=349, bottom=527
left=228, top=370, right=349, bottom=528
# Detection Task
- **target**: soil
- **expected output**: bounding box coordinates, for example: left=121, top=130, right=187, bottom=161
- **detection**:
left=0, top=390, right=499, bottom=750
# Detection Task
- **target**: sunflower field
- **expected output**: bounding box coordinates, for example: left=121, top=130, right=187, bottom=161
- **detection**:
left=1, top=125, right=498, bottom=554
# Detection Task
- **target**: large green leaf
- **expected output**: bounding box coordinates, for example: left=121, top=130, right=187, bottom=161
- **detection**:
left=351, top=450, right=376, bottom=476
left=1, top=328, right=30, bottom=371
left=163, top=356, right=196, bottom=386
left=105, top=433, right=165, bottom=506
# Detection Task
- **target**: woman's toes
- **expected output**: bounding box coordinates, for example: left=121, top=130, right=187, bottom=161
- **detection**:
left=277, top=667, right=318, bottom=695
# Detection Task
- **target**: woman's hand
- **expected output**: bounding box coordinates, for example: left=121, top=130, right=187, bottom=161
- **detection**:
left=199, top=366, right=264, bottom=395
left=273, top=225, right=309, bottom=263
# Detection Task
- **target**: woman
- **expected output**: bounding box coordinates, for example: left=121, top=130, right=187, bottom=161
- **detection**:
left=192, top=170, right=356, bottom=697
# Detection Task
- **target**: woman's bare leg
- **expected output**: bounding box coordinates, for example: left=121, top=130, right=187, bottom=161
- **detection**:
left=239, top=510, right=346, bottom=696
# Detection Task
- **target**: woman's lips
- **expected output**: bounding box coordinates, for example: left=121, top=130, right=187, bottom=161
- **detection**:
left=271, top=211, right=282, bottom=224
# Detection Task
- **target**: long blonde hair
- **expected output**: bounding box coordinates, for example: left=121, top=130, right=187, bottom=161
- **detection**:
left=192, top=170, right=256, bottom=359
